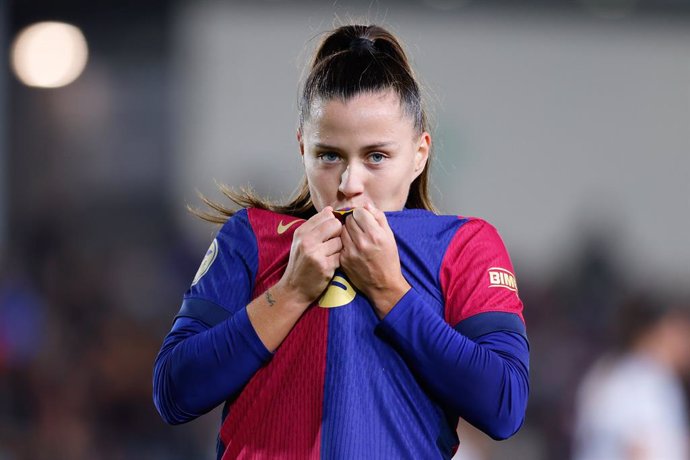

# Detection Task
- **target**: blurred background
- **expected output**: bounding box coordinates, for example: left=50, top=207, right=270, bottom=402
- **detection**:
left=1, top=0, right=689, bottom=458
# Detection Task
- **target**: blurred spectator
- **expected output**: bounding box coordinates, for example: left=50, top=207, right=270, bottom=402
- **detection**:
left=572, top=295, right=690, bottom=460
left=0, top=261, right=45, bottom=371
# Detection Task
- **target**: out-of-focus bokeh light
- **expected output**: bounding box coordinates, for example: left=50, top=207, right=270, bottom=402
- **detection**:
left=10, top=21, right=89, bottom=89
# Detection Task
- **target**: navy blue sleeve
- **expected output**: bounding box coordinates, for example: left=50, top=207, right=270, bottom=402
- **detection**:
left=375, top=288, right=529, bottom=440
left=153, top=209, right=273, bottom=425
left=153, top=305, right=272, bottom=425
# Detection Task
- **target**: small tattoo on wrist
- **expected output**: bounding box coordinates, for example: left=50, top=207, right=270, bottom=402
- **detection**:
left=265, top=290, right=276, bottom=306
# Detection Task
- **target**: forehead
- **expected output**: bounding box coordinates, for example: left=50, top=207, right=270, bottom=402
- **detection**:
left=304, top=91, right=414, bottom=142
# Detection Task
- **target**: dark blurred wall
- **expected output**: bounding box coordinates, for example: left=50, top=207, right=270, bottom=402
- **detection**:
left=3, top=1, right=219, bottom=458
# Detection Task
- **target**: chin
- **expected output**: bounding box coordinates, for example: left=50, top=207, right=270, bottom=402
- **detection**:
left=380, top=202, right=406, bottom=212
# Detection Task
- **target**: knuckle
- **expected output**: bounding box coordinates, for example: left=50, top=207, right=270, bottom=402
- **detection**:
left=294, top=224, right=307, bottom=236
left=307, top=248, right=321, bottom=262
left=299, top=235, right=315, bottom=249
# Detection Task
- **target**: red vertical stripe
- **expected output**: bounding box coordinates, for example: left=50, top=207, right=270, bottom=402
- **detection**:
left=220, top=209, right=327, bottom=459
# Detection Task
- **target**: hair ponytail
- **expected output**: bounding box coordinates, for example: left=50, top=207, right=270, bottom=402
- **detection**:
left=300, top=25, right=426, bottom=135
left=193, top=24, right=435, bottom=223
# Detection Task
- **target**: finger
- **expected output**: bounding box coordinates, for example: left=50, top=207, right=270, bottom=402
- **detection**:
left=351, top=206, right=380, bottom=232
left=347, top=208, right=378, bottom=246
left=340, top=223, right=354, bottom=249
left=325, top=252, right=341, bottom=271
left=312, top=206, right=333, bottom=221
left=364, top=202, right=390, bottom=228
left=322, top=236, right=343, bottom=256
left=313, top=215, right=343, bottom=241
left=340, top=224, right=361, bottom=258
left=348, top=207, right=366, bottom=232
left=342, top=217, right=368, bottom=254
left=303, top=206, right=334, bottom=229
left=305, top=207, right=341, bottom=237
left=344, top=212, right=365, bottom=244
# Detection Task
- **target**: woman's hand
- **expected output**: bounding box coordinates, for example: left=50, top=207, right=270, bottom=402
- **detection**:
left=276, top=206, right=343, bottom=308
left=340, top=203, right=410, bottom=318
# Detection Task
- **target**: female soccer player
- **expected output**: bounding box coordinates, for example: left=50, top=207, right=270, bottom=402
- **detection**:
left=154, top=24, right=529, bottom=459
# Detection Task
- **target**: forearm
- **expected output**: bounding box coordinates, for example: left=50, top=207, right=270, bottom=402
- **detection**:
left=246, top=281, right=312, bottom=352
left=153, top=305, right=272, bottom=424
left=375, top=288, right=529, bottom=440
left=153, top=284, right=312, bottom=425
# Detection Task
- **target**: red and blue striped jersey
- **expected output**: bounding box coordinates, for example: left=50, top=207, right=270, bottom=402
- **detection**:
left=153, top=208, right=529, bottom=459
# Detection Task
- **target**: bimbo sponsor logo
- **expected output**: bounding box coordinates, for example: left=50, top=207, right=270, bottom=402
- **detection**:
left=488, top=267, right=517, bottom=292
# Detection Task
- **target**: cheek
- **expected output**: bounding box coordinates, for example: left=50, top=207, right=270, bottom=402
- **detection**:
left=304, top=164, right=338, bottom=199
left=389, top=156, right=418, bottom=187
left=369, top=168, right=410, bottom=198
left=305, top=165, right=330, bottom=186
left=372, top=157, right=418, bottom=205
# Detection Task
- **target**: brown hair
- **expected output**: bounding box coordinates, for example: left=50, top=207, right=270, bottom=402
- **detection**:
left=193, top=24, right=436, bottom=224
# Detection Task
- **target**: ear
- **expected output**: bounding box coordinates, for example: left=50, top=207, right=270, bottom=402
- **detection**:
left=413, top=132, right=431, bottom=179
left=297, top=129, right=304, bottom=156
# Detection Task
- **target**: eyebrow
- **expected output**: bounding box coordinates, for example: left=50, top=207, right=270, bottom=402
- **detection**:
left=313, top=141, right=398, bottom=151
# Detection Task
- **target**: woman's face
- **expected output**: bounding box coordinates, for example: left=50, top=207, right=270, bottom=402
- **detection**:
left=299, top=90, right=430, bottom=212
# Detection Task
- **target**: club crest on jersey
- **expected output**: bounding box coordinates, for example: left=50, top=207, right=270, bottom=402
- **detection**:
left=318, top=274, right=356, bottom=308
left=192, top=238, right=218, bottom=286
left=488, top=267, right=518, bottom=292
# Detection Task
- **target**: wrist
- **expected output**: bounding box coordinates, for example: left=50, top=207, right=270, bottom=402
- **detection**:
left=370, top=277, right=411, bottom=319
left=273, top=278, right=314, bottom=311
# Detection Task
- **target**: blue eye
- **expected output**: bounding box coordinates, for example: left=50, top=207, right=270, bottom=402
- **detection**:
left=319, top=152, right=340, bottom=163
left=369, top=153, right=385, bottom=163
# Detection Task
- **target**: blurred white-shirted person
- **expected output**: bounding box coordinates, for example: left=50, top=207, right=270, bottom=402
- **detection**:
left=572, top=295, right=690, bottom=460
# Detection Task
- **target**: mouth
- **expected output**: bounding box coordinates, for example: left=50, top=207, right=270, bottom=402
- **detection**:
left=334, top=201, right=368, bottom=211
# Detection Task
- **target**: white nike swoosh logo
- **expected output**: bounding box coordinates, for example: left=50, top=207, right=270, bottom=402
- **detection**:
left=277, top=219, right=301, bottom=234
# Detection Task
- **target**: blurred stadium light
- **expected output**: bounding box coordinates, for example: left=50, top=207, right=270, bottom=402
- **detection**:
left=10, top=21, right=88, bottom=88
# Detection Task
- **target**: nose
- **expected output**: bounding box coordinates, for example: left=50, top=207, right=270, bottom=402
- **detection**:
left=338, top=163, right=365, bottom=198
